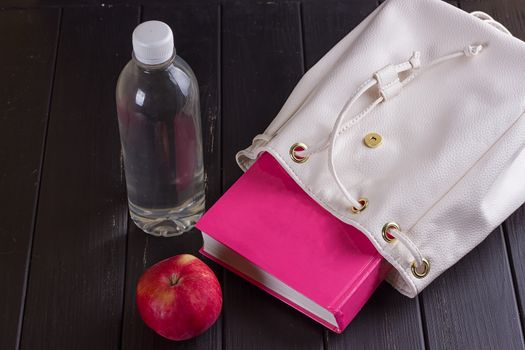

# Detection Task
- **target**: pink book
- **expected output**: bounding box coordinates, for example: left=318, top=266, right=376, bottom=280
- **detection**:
left=196, top=152, right=388, bottom=333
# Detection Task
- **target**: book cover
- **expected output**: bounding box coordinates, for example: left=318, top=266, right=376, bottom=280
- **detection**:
left=196, top=152, right=388, bottom=332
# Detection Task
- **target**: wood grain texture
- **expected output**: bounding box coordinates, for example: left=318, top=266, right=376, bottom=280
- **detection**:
left=120, top=4, right=222, bottom=349
left=379, top=0, right=458, bottom=4
left=326, top=283, right=425, bottom=350
left=302, top=2, right=425, bottom=348
left=221, top=2, right=325, bottom=349
left=302, top=0, right=378, bottom=68
left=460, top=0, right=525, bottom=41
left=0, top=8, right=59, bottom=350
left=19, top=6, right=138, bottom=350
left=0, top=0, right=97, bottom=7
left=0, top=0, right=297, bottom=7
left=102, top=0, right=219, bottom=5
left=420, top=228, right=524, bottom=350
left=221, top=0, right=305, bottom=189
left=505, top=205, right=525, bottom=337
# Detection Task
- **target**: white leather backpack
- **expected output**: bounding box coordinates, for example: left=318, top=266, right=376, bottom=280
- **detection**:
left=236, top=0, right=525, bottom=297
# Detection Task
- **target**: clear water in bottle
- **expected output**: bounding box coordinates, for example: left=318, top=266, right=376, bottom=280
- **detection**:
left=116, top=21, right=205, bottom=236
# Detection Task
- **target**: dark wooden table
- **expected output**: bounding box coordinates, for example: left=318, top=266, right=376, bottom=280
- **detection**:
left=1, top=0, right=525, bottom=349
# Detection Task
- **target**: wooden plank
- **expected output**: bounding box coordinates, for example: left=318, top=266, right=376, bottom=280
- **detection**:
left=0, top=0, right=97, bottom=7
left=221, top=2, right=325, bottom=349
left=379, top=0, right=458, bottom=5
left=19, top=6, right=138, bottom=350
left=302, top=0, right=377, bottom=68
left=119, top=3, right=222, bottom=349
left=460, top=0, right=525, bottom=40
left=301, top=1, right=425, bottom=348
left=505, top=205, right=525, bottom=336
left=420, top=228, right=524, bottom=350
left=222, top=1, right=305, bottom=190
left=326, top=283, right=425, bottom=350
left=0, top=8, right=59, bottom=350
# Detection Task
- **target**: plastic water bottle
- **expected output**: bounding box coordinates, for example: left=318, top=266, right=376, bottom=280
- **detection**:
left=116, top=21, right=205, bottom=236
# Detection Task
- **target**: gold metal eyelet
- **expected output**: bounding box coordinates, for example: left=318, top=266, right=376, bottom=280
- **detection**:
left=350, top=198, right=368, bottom=214
left=382, top=222, right=399, bottom=243
left=289, top=143, right=309, bottom=163
left=411, top=258, right=430, bottom=279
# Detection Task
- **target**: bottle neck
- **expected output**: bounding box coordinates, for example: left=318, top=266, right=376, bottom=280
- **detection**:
left=132, top=51, right=176, bottom=71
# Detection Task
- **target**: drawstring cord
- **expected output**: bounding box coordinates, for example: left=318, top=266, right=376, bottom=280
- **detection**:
left=297, top=44, right=485, bottom=210
left=470, top=11, right=513, bottom=36
left=387, top=226, right=425, bottom=268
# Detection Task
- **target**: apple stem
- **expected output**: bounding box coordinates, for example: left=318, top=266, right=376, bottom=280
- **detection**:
left=169, top=274, right=181, bottom=286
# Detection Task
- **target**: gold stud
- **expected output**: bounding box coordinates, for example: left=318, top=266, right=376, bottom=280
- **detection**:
left=382, top=222, right=399, bottom=243
left=364, top=133, right=382, bottom=148
left=411, top=258, right=430, bottom=278
left=350, top=198, right=368, bottom=214
left=289, top=143, right=309, bottom=163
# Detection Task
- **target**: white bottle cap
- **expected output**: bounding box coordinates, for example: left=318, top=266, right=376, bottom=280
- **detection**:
left=132, top=21, right=175, bottom=65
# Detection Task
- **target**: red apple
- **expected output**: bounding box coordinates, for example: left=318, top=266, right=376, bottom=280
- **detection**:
left=136, top=254, right=222, bottom=341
